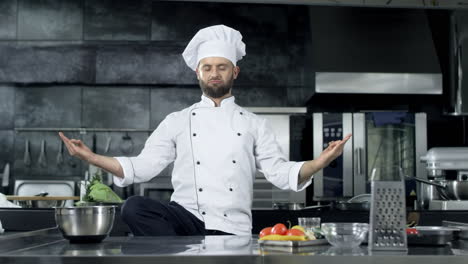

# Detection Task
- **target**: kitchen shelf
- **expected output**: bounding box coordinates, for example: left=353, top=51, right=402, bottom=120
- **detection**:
left=14, top=128, right=154, bottom=134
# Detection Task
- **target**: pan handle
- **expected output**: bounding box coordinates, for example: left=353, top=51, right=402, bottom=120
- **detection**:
left=405, top=176, right=451, bottom=200
left=404, top=176, right=446, bottom=188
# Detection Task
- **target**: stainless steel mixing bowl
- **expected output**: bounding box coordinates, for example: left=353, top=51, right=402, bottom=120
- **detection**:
left=55, top=206, right=116, bottom=243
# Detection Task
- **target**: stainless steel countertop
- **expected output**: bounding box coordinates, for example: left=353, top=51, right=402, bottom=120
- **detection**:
left=2, top=228, right=468, bottom=264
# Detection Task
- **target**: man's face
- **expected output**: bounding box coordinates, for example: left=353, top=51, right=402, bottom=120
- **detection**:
left=196, top=57, right=239, bottom=99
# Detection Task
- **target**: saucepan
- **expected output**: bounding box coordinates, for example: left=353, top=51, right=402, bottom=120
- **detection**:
left=407, top=176, right=468, bottom=200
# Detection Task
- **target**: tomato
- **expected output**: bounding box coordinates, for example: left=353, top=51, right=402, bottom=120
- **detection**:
left=259, top=227, right=273, bottom=238
left=285, top=229, right=305, bottom=236
left=406, top=228, right=418, bottom=235
left=271, top=223, right=288, bottom=235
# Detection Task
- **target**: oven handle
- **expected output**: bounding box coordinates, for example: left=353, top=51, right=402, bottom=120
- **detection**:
left=356, top=147, right=362, bottom=176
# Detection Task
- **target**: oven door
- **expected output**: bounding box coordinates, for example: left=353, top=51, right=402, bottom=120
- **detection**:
left=313, top=113, right=353, bottom=201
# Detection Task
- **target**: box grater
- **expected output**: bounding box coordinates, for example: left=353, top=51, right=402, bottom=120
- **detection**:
left=369, top=180, right=408, bottom=251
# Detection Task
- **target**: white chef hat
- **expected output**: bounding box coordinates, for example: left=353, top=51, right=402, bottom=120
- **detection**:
left=182, top=25, right=246, bottom=71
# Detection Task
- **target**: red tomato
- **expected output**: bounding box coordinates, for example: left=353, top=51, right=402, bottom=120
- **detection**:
left=271, top=223, right=288, bottom=235
left=285, top=229, right=305, bottom=236
left=259, top=227, right=272, bottom=238
left=406, top=228, right=418, bottom=235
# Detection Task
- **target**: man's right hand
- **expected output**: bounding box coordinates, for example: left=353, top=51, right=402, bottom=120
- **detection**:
left=58, top=132, right=125, bottom=178
left=58, top=132, right=94, bottom=163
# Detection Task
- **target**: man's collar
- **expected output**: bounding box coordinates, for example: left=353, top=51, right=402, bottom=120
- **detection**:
left=200, top=94, right=235, bottom=107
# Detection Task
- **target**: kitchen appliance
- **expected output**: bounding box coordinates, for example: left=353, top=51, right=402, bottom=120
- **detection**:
left=55, top=206, right=116, bottom=243
left=315, top=72, right=442, bottom=95
left=312, top=112, right=427, bottom=201
left=418, top=147, right=468, bottom=210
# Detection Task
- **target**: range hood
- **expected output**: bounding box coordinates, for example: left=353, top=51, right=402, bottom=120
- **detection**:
left=309, top=7, right=443, bottom=95
left=315, top=72, right=442, bottom=94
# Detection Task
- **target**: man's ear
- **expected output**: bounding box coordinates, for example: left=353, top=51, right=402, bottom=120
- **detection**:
left=233, top=66, right=240, bottom=79
left=195, top=68, right=200, bottom=80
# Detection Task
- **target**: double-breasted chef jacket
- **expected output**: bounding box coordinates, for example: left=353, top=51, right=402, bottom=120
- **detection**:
left=114, top=95, right=312, bottom=235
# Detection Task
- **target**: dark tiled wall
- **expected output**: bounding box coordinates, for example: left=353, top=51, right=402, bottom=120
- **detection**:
left=0, top=0, right=310, bottom=191
left=18, top=0, right=83, bottom=40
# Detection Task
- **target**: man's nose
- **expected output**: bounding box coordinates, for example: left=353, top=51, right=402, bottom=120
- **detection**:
left=210, top=68, right=221, bottom=77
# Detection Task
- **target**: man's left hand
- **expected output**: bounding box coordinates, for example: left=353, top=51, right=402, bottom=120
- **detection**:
left=317, top=134, right=352, bottom=167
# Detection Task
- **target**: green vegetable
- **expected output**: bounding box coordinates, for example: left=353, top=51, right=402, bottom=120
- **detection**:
left=81, top=173, right=123, bottom=204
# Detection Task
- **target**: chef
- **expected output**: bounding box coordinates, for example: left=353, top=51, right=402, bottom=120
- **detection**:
left=59, top=25, right=351, bottom=236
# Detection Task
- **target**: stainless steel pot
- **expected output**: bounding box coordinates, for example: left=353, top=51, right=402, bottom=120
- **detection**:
left=55, top=206, right=116, bottom=243
left=409, top=177, right=468, bottom=200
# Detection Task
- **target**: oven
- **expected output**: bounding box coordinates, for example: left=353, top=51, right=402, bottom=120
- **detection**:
left=312, top=112, right=427, bottom=201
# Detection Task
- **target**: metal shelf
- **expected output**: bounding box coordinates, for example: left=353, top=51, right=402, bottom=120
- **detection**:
left=14, top=128, right=153, bottom=134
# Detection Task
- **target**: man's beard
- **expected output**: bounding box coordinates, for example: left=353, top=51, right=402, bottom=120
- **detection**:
left=199, top=76, right=234, bottom=99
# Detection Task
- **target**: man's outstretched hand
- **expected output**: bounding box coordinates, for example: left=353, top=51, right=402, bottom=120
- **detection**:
left=317, top=134, right=352, bottom=167
left=58, top=132, right=94, bottom=163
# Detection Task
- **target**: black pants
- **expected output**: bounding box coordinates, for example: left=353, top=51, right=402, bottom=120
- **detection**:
left=121, top=196, right=233, bottom=236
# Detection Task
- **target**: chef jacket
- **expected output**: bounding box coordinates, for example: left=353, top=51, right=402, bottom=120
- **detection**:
left=114, top=95, right=312, bottom=235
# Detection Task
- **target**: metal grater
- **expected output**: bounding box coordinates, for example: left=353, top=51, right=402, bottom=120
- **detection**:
left=369, top=181, right=408, bottom=251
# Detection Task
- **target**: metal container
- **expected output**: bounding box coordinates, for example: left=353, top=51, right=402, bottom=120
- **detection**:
left=55, top=206, right=116, bottom=243
left=17, top=199, right=68, bottom=208
left=7, top=195, right=79, bottom=208
left=410, top=177, right=468, bottom=200
left=407, top=226, right=459, bottom=246
left=417, top=179, right=442, bottom=209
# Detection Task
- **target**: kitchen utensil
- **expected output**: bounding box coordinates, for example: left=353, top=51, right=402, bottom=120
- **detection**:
left=407, top=226, right=459, bottom=246
left=38, top=140, right=47, bottom=168
left=369, top=167, right=407, bottom=251
left=320, top=222, right=369, bottom=248
left=407, top=176, right=468, bottom=200
left=2, top=163, right=10, bottom=192
left=406, top=176, right=451, bottom=200
left=23, top=140, right=31, bottom=167
left=104, top=134, right=112, bottom=154
left=55, top=206, right=116, bottom=243
left=56, top=140, right=64, bottom=167
left=335, top=195, right=371, bottom=211
left=120, top=133, right=134, bottom=155
left=92, top=133, right=97, bottom=153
